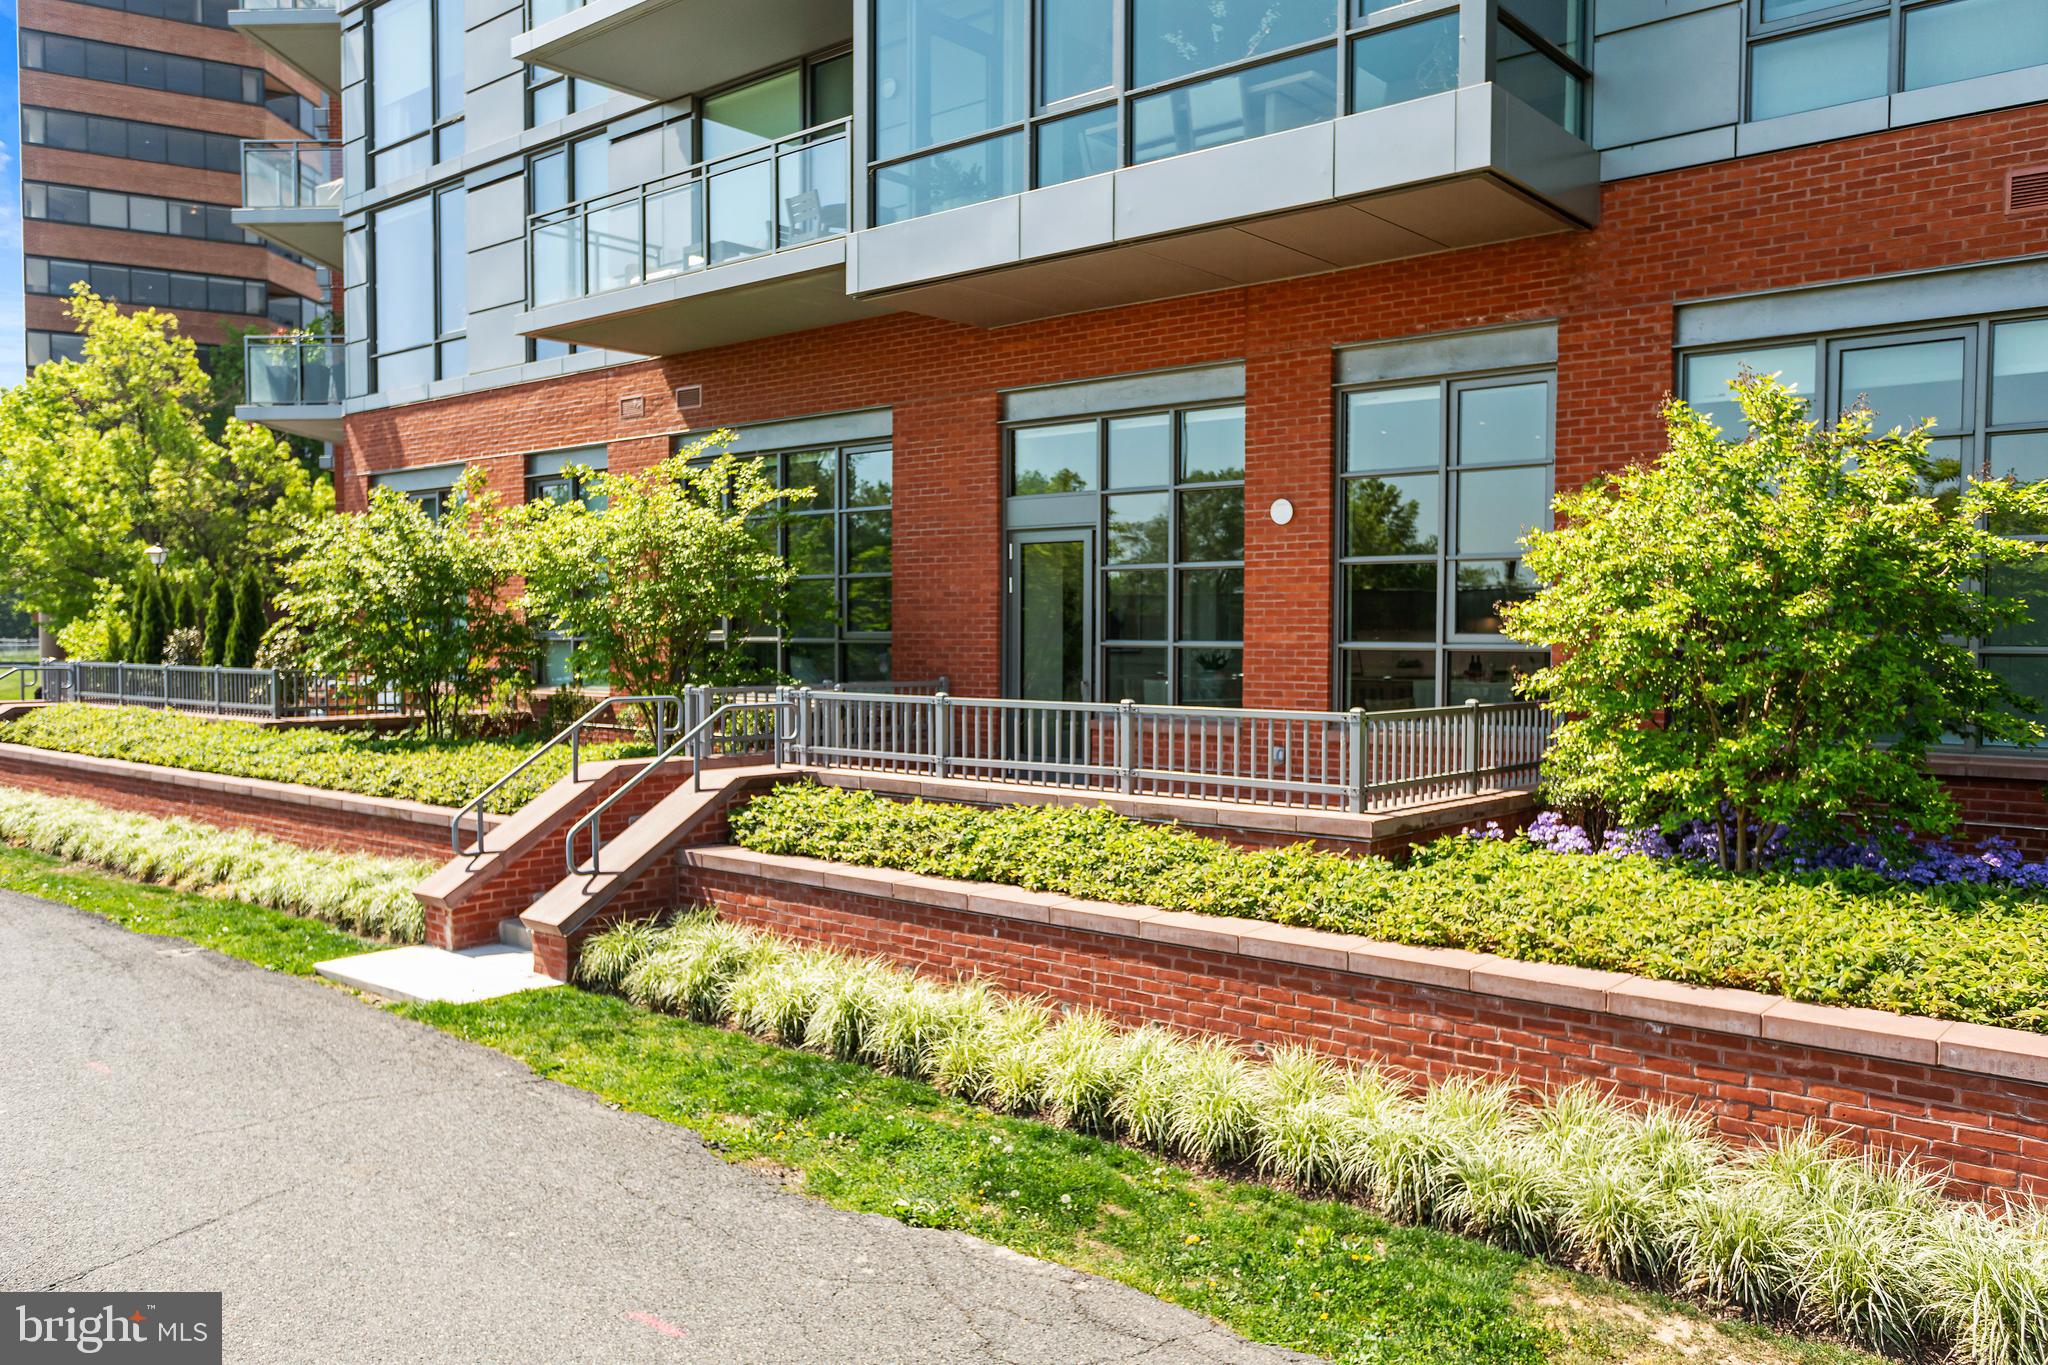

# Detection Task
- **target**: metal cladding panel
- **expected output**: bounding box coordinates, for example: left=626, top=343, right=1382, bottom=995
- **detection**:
left=1592, top=4, right=1741, bottom=150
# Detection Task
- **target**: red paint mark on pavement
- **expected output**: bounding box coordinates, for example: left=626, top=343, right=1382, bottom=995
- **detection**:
left=85, top=1061, right=110, bottom=1075
left=626, top=1311, right=687, bottom=1339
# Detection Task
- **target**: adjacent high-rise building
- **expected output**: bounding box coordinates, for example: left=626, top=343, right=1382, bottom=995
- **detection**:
left=229, top=0, right=2048, bottom=843
left=17, top=0, right=332, bottom=374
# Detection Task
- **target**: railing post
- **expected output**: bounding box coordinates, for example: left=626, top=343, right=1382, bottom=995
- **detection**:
left=1346, top=707, right=1365, bottom=814
left=1117, top=699, right=1136, bottom=794
left=795, top=686, right=813, bottom=769
left=1463, top=698, right=1481, bottom=796
left=932, top=692, right=950, bottom=779
left=116, top=664, right=125, bottom=707
left=773, top=685, right=791, bottom=767
left=271, top=669, right=284, bottom=719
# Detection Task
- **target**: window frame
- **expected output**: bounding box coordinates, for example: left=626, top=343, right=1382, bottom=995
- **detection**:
left=1743, top=0, right=2046, bottom=122
left=1334, top=366, right=1556, bottom=711
left=1678, top=309, right=2048, bottom=749
left=365, top=0, right=466, bottom=186
left=368, top=186, right=467, bottom=391
left=1004, top=399, right=1247, bottom=706
left=865, top=1, right=1587, bottom=226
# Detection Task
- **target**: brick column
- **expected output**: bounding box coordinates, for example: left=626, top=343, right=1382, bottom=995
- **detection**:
left=892, top=389, right=1003, bottom=695
left=1241, top=346, right=1336, bottom=711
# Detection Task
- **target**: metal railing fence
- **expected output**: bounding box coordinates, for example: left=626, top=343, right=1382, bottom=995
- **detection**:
left=32, top=662, right=401, bottom=720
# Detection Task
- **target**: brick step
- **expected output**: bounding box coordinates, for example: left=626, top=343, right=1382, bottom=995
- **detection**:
left=521, top=766, right=793, bottom=979
left=415, top=757, right=649, bottom=917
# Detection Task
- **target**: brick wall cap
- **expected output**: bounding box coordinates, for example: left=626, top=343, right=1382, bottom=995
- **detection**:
left=1937, top=1021, right=2048, bottom=1084
left=1046, top=897, right=1162, bottom=937
left=1607, top=978, right=1779, bottom=1036
left=0, top=741, right=501, bottom=831
left=1138, top=910, right=1243, bottom=954
left=1761, top=999, right=1951, bottom=1065
left=1469, top=957, right=1632, bottom=1011
left=1235, top=922, right=1356, bottom=971
left=965, top=890, right=1053, bottom=924
left=1347, top=941, right=1486, bottom=991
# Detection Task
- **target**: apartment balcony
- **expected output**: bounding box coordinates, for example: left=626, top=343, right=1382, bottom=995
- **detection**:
left=239, top=334, right=347, bottom=443
left=517, top=121, right=893, bottom=356
left=848, top=6, right=1600, bottom=326
left=229, top=0, right=340, bottom=92
left=234, top=141, right=344, bottom=270
left=509, top=0, right=850, bottom=103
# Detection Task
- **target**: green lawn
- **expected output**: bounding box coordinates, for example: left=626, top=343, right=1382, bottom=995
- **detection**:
left=0, top=842, right=1883, bottom=1365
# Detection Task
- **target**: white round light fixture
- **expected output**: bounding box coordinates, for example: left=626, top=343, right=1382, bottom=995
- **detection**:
left=1269, top=498, right=1295, bottom=526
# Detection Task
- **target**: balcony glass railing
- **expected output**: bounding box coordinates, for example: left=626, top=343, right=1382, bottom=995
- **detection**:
left=528, top=121, right=850, bottom=309
left=244, top=334, right=348, bottom=407
left=241, top=140, right=343, bottom=212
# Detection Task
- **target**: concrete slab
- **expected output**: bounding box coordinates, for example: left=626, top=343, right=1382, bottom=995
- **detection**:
left=315, top=943, right=562, bottom=1005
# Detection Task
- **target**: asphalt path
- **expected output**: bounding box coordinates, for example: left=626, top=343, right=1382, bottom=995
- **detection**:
left=0, top=892, right=1310, bottom=1364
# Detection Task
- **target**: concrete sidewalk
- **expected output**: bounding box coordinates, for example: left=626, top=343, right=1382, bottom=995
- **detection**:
left=0, top=893, right=1308, bottom=1364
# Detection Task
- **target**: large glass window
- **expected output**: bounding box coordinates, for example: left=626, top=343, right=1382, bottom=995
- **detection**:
left=372, top=187, right=466, bottom=390
left=1681, top=312, right=2048, bottom=746
left=25, top=256, right=270, bottom=317
left=868, top=1, right=1585, bottom=227
left=1747, top=0, right=2048, bottom=123
left=1009, top=403, right=1245, bottom=706
left=369, top=0, right=463, bottom=184
left=23, top=107, right=243, bottom=174
left=1338, top=373, right=1554, bottom=711
left=698, top=441, right=895, bottom=685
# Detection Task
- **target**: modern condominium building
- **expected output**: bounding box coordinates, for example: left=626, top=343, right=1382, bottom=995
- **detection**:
left=234, top=0, right=2048, bottom=835
left=18, top=0, right=333, bottom=373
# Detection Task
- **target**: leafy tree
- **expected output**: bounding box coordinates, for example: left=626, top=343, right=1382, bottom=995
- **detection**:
left=202, top=576, right=236, bottom=667
left=227, top=569, right=266, bottom=669
left=510, top=435, right=806, bottom=715
left=278, top=469, right=532, bottom=736
left=0, top=288, right=332, bottom=631
left=1504, top=375, right=2048, bottom=869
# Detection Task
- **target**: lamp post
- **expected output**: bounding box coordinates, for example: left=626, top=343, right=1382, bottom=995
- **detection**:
left=144, top=544, right=167, bottom=568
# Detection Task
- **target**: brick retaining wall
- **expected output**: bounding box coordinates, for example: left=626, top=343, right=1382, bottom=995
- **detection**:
left=0, top=744, right=481, bottom=858
left=672, top=847, right=2048, bottom=1204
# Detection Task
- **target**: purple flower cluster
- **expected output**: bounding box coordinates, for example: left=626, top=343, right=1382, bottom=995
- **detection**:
left=1468, top=811, right=2048, bottom=888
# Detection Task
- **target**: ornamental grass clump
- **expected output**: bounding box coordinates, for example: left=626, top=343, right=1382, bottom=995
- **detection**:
left=0, top=787, right=429, bottom=940
left=577, top=910, right=2048, bottom=1365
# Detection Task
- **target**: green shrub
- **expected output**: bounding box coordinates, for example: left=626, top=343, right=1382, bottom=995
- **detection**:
left=0, top=787, right=430, bottom=940
left=729, top=783, right=2048, bottom=1032
left=0, top=704, right=645, bottom=813
left=577, top=911, right=2048, bottom=1365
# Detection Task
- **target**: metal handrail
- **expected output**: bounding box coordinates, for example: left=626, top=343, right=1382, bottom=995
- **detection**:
left=0, top=664, right=70, bottom=703
left=566, top=695, right=792, bottom=877
left=527, top=119, right=851, bottom=308
left=451, top=693, right=682, bottom=857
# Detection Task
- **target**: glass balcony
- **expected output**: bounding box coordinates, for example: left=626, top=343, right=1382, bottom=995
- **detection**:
left=241, top=334, right=347, bottom=442
left=528, top=121, right=849, bottom=309
left=236, top=140, right=344, bottom=269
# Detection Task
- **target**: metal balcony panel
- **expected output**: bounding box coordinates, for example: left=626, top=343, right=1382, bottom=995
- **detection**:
left=848, top=84, right=1598, bottom=327
left=230, top=7, right=343, bottom=92
left=232, top=207, right=344, bottom=269
left=509, top=0, right=852, bottom=103
left=514, top=238, right=892, bottom=356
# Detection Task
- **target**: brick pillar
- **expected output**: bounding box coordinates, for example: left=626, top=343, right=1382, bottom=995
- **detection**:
left=1241, top=346, right=1336, bottom=711
left=893, top=390, right=1003, bottom=695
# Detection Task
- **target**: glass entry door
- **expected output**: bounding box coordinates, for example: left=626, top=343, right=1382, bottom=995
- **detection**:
left=1008, top=530, right=1093, bottom=701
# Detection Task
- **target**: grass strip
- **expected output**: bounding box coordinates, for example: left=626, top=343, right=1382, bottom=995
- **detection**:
left=0, top=844, right=1883, bottom=1365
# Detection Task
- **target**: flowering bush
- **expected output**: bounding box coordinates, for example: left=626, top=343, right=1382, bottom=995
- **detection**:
left=1495, top=811, right=2048, bottom=889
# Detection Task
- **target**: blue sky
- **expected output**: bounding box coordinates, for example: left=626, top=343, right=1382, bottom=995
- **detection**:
left=0, top=0, right=21, bottom=387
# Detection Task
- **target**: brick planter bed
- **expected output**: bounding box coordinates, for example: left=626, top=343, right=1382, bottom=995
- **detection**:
left=0, top=743, right=486, bottom=858
left=673, top=845, right=2048, bottom=1204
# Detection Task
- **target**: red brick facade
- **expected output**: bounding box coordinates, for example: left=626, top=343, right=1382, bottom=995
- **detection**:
left=681, top=856, right=2048, bottom=1204
left=340, top=106, right=2048, bottom=825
